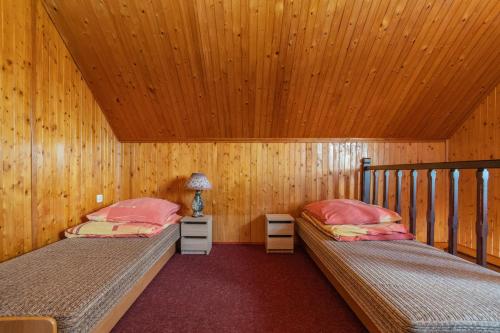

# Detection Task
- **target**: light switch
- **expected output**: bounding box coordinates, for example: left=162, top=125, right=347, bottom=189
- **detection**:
left=96, top=194, right=104, bottom=203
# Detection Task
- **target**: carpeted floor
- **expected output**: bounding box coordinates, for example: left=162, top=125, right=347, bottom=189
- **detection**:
left=112, top=244, right=367, bottom=333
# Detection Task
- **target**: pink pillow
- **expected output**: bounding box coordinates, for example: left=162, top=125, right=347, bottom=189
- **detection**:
left=155, top=213, right=182, bottom=227
left=87, top=197, right=180, bottom=224
left=304, top=199, right=401, bottom=225
left=87, top=206, right=112, bottom=222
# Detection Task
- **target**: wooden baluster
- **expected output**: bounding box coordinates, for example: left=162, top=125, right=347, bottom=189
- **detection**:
left=372, top=170, right=379, bottom=205
left=426, top=169, right=437, bottom=246
left=409, top=170, right=417, bottom=235
left=383, top=170, right=389, bottom=209
left=476, top=168, right=489, bottom=266
left=448, top=169, right=459, bottom=255
left=395, top=170, right=402, bottom=215
left=361, top=158, right=371, bottom=204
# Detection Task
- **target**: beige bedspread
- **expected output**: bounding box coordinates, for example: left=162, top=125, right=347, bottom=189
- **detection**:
left=0, top=224, right=180, bottom=333
left=296, top=217, right=500, bottom=332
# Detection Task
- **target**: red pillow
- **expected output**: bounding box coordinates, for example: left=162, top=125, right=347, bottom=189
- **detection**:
left=304, top=199, right=401, bottom=225
left=87, top=197, right=180, bottom=224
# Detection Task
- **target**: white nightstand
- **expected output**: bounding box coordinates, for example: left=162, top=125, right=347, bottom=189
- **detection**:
left=180, top=215, right=212, bottom=255
left=265, top=214, right=294, bottom=254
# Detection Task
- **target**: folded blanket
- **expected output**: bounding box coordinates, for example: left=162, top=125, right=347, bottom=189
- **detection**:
left=65, top=214, right=182, bottom=238
left=301, top=212, right=414, bottom=242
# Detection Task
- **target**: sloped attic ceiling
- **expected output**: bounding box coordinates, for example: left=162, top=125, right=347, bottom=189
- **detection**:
left=43, top=0, right=500, bottom=141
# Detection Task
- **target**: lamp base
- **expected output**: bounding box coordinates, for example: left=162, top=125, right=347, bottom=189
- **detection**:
left=191, top=190, right=204, bottom=217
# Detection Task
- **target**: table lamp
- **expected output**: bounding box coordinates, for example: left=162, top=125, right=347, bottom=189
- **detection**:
left=185, top=172, right=212, bottom=217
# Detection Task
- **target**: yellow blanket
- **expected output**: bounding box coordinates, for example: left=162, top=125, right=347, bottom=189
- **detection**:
left=301, top=212, right=414, bottom=242
left=65, top=221, right=162, bottom=238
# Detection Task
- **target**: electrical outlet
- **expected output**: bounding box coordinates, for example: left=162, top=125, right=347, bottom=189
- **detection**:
left=96, top=194, right=104, bottom=203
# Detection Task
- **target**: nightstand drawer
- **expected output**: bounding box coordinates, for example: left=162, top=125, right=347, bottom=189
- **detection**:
left=267, top=222, right=293, bottom=236
left=181, top=236, right=209, bottom=251
left=182, top=222, right=209, bottom=237
left=266, top=236, right=293, bottom=250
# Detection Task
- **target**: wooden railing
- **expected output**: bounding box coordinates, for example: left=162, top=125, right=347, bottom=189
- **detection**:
left=360, top=158, right=500, bottom=266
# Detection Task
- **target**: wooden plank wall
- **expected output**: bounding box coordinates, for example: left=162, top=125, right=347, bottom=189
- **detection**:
left=447, top=84, right=500, bottom=261
left=120, top=141, right=447, bottom=243
left=31, top=1, right=122, bottom=250
left=0, top=0, right=450, bottom=260
left=0, top=0, right=122, bottom=262
left=0, top=0, right=33, bottom=262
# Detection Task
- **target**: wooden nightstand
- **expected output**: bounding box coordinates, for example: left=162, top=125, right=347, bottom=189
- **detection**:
left=265, top=214, right=294, bottom=254
left=180, top=215, right=212, bottom=255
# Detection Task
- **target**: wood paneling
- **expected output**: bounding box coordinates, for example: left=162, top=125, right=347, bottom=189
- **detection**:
left=447, top=84, right=500, bottom=260
left=31, top=1, right=122, bottom=249
left=120, top=141, right=447, bottom=243
left=0, top=0, right=122, bottom=262
left=42, top=0, right=500, bottom=141
left=1, top=0, right=496, bottom=262
left=0, top=0, right=33, bottom=261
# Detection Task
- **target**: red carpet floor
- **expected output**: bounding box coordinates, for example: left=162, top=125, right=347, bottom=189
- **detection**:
left=112, top=244, right=367, bottom=333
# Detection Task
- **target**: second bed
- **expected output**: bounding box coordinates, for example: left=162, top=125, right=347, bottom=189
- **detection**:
left=296, top=217, right=500, bottom=333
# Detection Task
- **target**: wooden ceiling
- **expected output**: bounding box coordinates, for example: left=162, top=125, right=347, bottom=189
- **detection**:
left=43, top=0, right=500, bottom=141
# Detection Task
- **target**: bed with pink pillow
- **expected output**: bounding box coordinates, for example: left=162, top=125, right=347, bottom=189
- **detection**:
left=2, top=198, right=183, bottom=333
left=296, top=199, right=500, bottom=333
